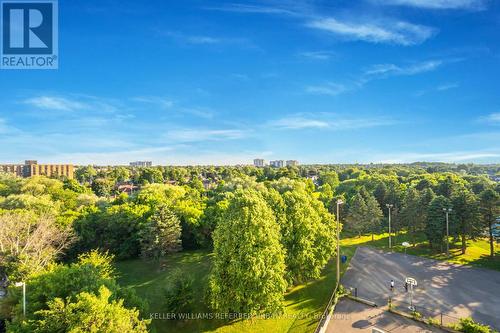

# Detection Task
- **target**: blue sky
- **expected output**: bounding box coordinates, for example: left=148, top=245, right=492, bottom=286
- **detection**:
left=0, top=0, right=499, bottom=165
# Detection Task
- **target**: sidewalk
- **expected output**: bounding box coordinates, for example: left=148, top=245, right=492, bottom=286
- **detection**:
left=326, top=298, right=446, bottom=333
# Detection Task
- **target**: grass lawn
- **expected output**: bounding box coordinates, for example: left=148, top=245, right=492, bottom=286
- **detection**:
left=115, top=246, right=355, bottom=333
left=340, top=232, right=500, bottom=271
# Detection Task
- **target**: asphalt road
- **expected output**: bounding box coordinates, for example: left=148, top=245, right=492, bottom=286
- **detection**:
left=340, top=247, right=500, bottom=329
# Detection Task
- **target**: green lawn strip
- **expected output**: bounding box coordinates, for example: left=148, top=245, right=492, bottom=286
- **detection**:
left=115, top=247, right=353, bottom=333
left=340, top=232, right=500, bottom=271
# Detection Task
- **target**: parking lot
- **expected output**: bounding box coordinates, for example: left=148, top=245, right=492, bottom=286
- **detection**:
left=333, top=247, right=500, bottom=330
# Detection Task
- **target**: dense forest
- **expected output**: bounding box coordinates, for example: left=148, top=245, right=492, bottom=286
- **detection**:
left=0, top=163, right=499, bottom=332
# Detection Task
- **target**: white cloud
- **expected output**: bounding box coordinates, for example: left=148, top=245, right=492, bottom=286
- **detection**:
left=162, top=30, right=257, bottom=49
left=306, top=83, right=347, bottom=96
left=378, top=151, right=500, bottom=163
left=374, top=0, right=486, bottom=10
left=22, top=94, right=126, bottom=115
left=306, top=18, right=435, bottom=45
left=414, top=82, right=459, bottom=96
left=306, top=60, right=445, bottom=96
left=24, top=96, right=88, bottom=111
left=270, top=117, right=330, bottom=129
left=268, top=114, right=396, bottom=130
left=165, top=129, right=248, bottom=142
left=479, top=113, right=500, bottom=124
left=0, top=118, right=18, bottom=134
left=298, top=51, right=336, bottom=60
left=186, top=36, right=221, bottom=44
left=204, top=4, right=298, bottom=16
left=132, top=96, right=174, bottom=109
left=365, top=60, right=442, bottom=76
left=436, top=82, right=459, bottom=91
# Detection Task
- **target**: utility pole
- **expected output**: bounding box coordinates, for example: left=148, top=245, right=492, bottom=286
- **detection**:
left=386, top=204, right=393, bottom=249
left=443, top=208, right=452, bottom=257
left=336, top=199, right=343, bottom=288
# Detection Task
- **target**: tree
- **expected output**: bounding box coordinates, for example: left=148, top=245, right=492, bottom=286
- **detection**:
left=28, top=286, right=149, bottom=333
left=451, top=187, right=480, bottom=254
left=425, top=196, right=450, bottom=250
left=139, top=205, right=182, bottom=259
left=319, top=171, right=340, bottom=189
left=0, top=212, right=73, bottom=280
left=91, top=178, right=114, bottom=197
left=72, top=203, right=150, bottom=259
left=363, top=190, right=383, bottom=241
left=108, top=167, right=131, bottom=183
left=5, top=251, right=146, bottom=331
left=401, top=188, right=422, bottom=245
left=373, top=182, right=388, bottom=209
left=281, top=188, right=336, bottom=283
left=163, top=269, right=194, bottom=313
left=137, top=167, right=164, bottom=185
left=479, top=189, right=500, bottom=257
left=345, top=193, right=369, bottom=237
left=318, top=183, right=334, bottom=210
left=75, top=165, right=97, bottom=184
left=209, top=189, right=287, bottom=315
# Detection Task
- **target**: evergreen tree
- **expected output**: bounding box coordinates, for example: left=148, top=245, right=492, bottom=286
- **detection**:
left=345, top=192, right=369, bottom=237
left=401, top=188, right=422, bottom=245
left=140, top=205, right=182, bottom=259
left=363, top=190, right=383, bottom=241
left=425, top=196, right=450, bottom=250
left=479, top=189, right=500, bottom=257
left=451, top=187, right=480, bottom=254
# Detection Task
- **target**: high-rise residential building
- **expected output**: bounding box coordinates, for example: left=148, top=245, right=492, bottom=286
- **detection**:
left=129, top=161, right=153, bottom=167
left=269, top=160, right=285, bottom=168
left=0, top=160, right=74, bottom=179
left=253, top=159, right=265, bottom=167
left=286, top=160, right=299, bottom=167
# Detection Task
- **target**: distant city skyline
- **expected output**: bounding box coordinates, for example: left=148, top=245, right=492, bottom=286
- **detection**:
left=0, top=0, right=499, bottom=165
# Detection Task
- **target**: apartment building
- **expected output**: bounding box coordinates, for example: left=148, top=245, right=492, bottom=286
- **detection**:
left=269, top=160, right=285, bottom=168
left=0, top=160, right=74, bottom=179
left=253, top=159, right=265, bottom=167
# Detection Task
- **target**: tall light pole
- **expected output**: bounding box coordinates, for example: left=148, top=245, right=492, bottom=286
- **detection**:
left=386, top=204, right=393, bottom=249
left=336, top=199, right=344, bottom=288
left=14, top=282, right=26, bottom=317
left=443, top=208, right=452, bottom=257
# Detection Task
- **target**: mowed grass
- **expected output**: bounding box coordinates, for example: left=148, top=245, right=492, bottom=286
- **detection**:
left=115, top=234, right=498, bottom=332
left=115, top=246, right=355, bottom=333
left=341, top=232, right=500, bottom=271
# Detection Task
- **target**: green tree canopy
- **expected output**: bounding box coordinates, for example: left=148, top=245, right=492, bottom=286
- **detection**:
left=209, top=189, right=287, bottom=315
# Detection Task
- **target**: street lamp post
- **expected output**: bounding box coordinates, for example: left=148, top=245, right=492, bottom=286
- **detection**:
left=336, top=199, right=343, bottom=288
left=443, top=208, right=452, bottom=257
left=14, top=282, right=26, bottom=317
left=386, top=204, right=394, bottom=249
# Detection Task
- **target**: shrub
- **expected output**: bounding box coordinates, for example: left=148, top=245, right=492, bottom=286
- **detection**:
left=163, top=269, right=195, bottom=314
left=411, top=310, right=422, bottom=320
left=456, top=317, right=494, bottom=333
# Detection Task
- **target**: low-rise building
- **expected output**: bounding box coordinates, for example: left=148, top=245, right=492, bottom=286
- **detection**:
left=129, top=161, right=153, bottom=167
left=0, top=160, right=74, bottom=179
